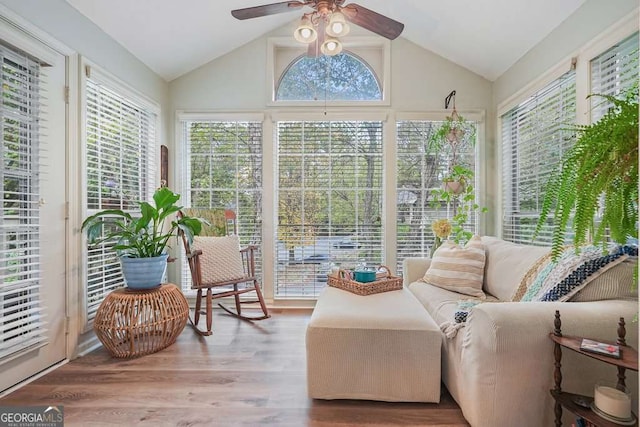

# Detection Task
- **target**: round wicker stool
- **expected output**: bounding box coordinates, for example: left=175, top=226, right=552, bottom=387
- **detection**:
left=94, top=283, right=189, bottom=358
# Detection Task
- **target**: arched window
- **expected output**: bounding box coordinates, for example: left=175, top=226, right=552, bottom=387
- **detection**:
left=275, top=51, right=382, bottom=101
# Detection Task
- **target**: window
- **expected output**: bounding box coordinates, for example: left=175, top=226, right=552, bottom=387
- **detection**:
left=501, top=71, right=576, bottom=245
left=276, top=121, right=383, bottom=298
left=84, top=65, right=158, bottom=324
left=276, top=52, right=381, bottom=101
left=590, top=32, right=639, bottom=122
left=0, top=44, right=46, bottom=359
left=396, top=120, right=478, bottom=274
left=181, top=119, right=263, bottom=291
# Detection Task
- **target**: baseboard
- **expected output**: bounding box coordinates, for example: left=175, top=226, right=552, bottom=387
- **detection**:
left=0, top=359, right=68, bottom=398
left=74, top=335, right=102, bottom=358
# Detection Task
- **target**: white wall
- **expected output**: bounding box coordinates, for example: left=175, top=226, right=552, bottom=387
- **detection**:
left=0, top=0, right=168, bottom=108
left=171, top=22, right=492, bottom=112
left=494, top=0, right=638, bottom=106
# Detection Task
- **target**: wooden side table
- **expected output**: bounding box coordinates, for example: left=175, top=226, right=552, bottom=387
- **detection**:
left=94, top=283, right=189, bottom=358
left=550, top=310, right=638, bottom=426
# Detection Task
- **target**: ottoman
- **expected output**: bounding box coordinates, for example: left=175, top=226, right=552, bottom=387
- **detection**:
left=306, top=286, right=441, bottom=402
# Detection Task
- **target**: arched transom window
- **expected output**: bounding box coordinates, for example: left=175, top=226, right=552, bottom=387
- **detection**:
left=276, top=52, right=382, bottom=101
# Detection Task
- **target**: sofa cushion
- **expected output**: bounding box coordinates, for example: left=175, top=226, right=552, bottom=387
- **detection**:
left=481, top=236, right=549, bottom=301
left=569, top=257, right=638, bottom=302
left=422, top=235, right=486, bottom=299
left=409, top=281, right=498, bottom=327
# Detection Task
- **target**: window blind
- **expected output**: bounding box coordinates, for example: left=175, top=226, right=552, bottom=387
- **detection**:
left=590, top=32, right=639, bottom=122
left=276, top=121, right=383, bottom=298
left=501, top=70, right=576, bottom=245
left=181, top=120, right=263, bottom=291
left=0, top=45, right=47, bottom=360
left=85, top=70, right=157, bottom=323
left=396, top=120, right=478, bottom=274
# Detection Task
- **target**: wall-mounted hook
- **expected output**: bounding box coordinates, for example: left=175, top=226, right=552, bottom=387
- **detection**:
left=444, top=90, right=456, bottom=109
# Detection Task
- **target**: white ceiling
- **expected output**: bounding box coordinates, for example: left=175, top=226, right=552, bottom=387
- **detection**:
left=65, top=0, right=586, bottom=82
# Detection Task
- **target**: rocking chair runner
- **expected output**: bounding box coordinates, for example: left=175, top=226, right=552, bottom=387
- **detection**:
left=178, top=209, right=270, bottom=336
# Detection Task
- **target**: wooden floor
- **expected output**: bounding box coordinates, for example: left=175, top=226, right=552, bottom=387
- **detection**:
left=1, top=309, right=469, bottom=427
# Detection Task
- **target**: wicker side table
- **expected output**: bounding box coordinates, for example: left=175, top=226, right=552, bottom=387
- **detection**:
left=94, top=283, right=189, bottom=358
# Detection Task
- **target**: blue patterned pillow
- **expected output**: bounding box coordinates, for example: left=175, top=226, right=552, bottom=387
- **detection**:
left=537, top=248, right=630, bottom=302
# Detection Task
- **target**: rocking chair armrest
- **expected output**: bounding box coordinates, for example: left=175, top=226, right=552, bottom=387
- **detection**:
left=187, top=249, right=203, bottom=259
left=240, top=245, right=258, bottom=253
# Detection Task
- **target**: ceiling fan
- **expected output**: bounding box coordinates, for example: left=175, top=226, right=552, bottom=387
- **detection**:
left=232, top=1, right=404, bottom=56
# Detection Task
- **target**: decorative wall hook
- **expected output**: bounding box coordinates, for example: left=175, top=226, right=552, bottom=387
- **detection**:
left=444, top=90, right=457, bottom=110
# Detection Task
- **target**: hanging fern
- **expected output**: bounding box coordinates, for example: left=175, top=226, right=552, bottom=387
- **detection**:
left=534, top=90, right=638, bottom=260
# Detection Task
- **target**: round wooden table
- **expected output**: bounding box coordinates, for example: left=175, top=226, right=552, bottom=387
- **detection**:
left=93, top=283, right=189, bottom=358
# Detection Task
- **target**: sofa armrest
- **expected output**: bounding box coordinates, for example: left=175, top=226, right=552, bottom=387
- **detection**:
left=457, top=300, right=638, bottom=427
left=402, top=257, right=431, bottom=286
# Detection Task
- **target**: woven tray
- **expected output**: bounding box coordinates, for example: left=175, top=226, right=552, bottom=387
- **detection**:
left=327, top=265, right=403, bottom=296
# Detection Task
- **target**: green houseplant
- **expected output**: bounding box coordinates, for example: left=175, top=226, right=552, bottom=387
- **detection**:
left=429, top=111, right=486, bottom=246
left=82, top=187, right=204, bottom=289
left=534, top=91, right=638, bottom=260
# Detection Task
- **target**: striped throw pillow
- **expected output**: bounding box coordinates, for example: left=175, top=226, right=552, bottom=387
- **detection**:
left=422, top=235, right=486, bottom=299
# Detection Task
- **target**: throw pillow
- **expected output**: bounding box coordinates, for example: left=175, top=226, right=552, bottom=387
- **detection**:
left=511, top=251, right=554, bottom=301
left=422, top=235, right=486, bottom=299
left=521, top=245, right=605, bottom=302
left=569, top=257, right=637, bottom=302
left=537, top=253, right=628, bottom=301
left=191, top=235, right=245, bottom=285
left=519, top=244, right=631, bottom=302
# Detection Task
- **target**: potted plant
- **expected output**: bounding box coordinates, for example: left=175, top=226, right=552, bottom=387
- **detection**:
left=82, top=187, right=204, bottom=289
left=429, top=111, right=486, bottom=245
left=534, top=90, right=638, bottom=260
left=431, top=165, right=486, bottom=245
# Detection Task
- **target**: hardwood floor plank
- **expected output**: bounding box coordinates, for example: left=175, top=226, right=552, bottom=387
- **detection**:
left=1, top=310, right=469, bottom=426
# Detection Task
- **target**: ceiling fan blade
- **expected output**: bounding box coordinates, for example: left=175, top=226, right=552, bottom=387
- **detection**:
left=342, top=3, right=404, bottom=40
left=307, top=20, right=325, bottom=58
left=231, top=1, right=305, bottom=20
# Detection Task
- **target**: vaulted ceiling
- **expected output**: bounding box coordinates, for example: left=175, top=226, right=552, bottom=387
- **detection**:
left=65, top=0, right=586, bottom=82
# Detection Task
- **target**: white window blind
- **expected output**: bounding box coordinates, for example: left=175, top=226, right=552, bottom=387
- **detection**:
left=396, top=120, right=478, bottom=274
left=0, top=44, right=47, bottom=360
left=180, top=120, right=263, bottom=291
left=501, top=70, right=576, bottom=245
left=276, top=121, right=383, bottom=298
left=590, top=32, right=639, bottom=122
left=84, top=67, right=158, bottom=323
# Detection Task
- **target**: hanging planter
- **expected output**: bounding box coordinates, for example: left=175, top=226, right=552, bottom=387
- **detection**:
left=443, top=180, right=465, bottom=195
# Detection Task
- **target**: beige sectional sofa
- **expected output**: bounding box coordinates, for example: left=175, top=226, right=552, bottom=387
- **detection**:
left=404, top=236, right=638, bottom=427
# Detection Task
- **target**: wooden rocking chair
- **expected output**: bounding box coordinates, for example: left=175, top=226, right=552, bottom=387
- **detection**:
left=178, top=209, right=270, bottom=336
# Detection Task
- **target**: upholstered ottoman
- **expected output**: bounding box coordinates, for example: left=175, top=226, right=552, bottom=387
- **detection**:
left=306, top=286, right=441, bottom=402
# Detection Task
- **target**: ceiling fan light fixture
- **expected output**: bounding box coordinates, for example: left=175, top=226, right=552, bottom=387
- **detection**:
left=326, top=11, right=350, bottom=37
left=320, top=37, right=343, bottom=56
left=294, top=16, right=317, bottom=44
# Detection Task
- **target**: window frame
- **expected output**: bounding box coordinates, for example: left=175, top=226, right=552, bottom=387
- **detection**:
left=267, top=36, right=391, bottom=107
left=79, top=58, right=161, bottom=332
left=176, top=112, right=265, bottom=294
left=395, top=115, right=482, bottom=274
left=274, top=118, right=385, bottom=299
left=500, top=70, right=577, bottom=245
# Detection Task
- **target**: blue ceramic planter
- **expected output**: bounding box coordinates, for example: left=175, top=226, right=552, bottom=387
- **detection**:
left=119, top=254, right=168, bottom=290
